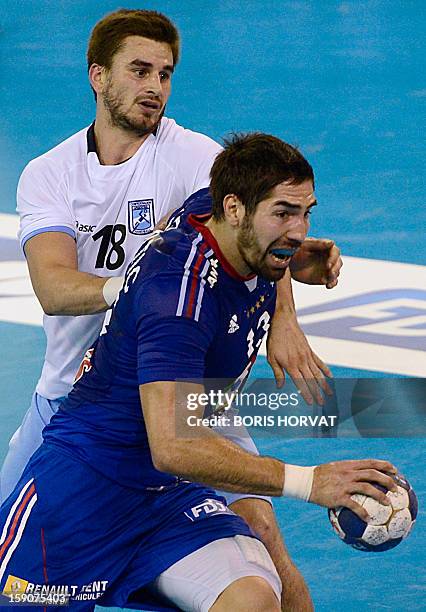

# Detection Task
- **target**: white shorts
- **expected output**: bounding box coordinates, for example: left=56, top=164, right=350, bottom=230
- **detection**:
left=150, top=535, right=282, bottom=611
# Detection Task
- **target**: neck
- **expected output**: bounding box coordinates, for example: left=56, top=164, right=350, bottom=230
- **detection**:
left=204, top=217, right=252, bottom=277
left=93, top=106, right=151, bottom=165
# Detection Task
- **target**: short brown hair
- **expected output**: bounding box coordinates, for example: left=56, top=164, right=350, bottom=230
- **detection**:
left=87, top=9, right=180, bottom=71
left=210, top=133, right=314, bottom=220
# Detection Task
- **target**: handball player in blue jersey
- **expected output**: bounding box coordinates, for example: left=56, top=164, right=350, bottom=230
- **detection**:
left=1, top=11, right=345, bottom=608
left=0, top=134, right=397, bottom=612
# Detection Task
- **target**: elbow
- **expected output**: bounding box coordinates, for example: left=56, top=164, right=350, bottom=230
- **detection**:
left=31, top=274, right=74, bottom=315
left=42, top=304, right=56, bottom=316
left=36, top=288, right=71, bottom=315
left=39, top=296, right=61, bottom=316
left=151, top=445, right=178, bottom=475
left=151, top=442, right=186, bottom=476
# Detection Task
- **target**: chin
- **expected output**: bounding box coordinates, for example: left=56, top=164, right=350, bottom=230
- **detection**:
left=125, top=116, right=160, bottom=137
left=258, top=267, right=288, bottom=282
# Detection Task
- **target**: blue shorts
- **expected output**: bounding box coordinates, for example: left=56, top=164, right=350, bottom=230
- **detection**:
left=0, top=393, right=271, bottom=508
left=0, top=445, right=255, bottom=611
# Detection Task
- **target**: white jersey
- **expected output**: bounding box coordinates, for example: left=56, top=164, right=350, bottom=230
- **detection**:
left=17, top=117, right=222, bottom=399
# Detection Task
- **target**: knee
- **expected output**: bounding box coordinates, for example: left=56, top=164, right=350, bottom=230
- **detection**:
left=230, top=498, right=276, bottom=544
left=248, top=577, right=281, bottom=612
left=211, top=576, right=280, bottom=612
left=251, top=506, right=274, bottom=543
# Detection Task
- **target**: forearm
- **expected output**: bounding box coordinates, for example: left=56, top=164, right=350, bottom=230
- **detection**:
left=31, top=266, right=113, bottom=315
left=261, top=518, right=313, bottom=611
left=275, top=270, right=296, bottom=317
left=25, top=231, right=122, bottom=316
left=157, top=428, right=285, bottom=496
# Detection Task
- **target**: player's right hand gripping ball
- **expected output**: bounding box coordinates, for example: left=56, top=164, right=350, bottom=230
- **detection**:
left=328, top=472, right=418, bottom=552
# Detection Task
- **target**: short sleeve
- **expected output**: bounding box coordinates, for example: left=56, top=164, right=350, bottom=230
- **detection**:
left=177, top=131, right=222, bottom=196
left=17, top=158, right=75, bottom=251
left=133, top=274, right=218, bottom=384
left=136, top=315, right=213, bottom=384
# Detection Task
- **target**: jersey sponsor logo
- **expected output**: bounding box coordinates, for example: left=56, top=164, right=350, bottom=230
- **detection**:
left=298, top=289, right=426, bottom=351
left=228, top=314, right=240, bottom=334
left=128, top=199, right=155, bottom=235
left=184, top=498, right=233, bottom=522
left=2, top=575, right=109, bottom=605
left=75, top=221, right=95, bottom=233
left=3, top=575, right=29, bottom=595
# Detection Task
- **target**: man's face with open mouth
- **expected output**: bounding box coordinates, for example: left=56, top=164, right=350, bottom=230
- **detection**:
left=237, top=179, right=317, bottom=281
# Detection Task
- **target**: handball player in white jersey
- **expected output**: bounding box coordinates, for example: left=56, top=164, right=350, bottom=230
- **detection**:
left=1, top=9, right=341, bottom=609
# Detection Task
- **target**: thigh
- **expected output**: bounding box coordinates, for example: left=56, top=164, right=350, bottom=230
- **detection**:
left=0, top=393, right=62, bottom=503
left=0, top=448, right=140, bottom=610
left=149, top=535, right=281, bottom=612
left=102, top=486, right=256, bottom=609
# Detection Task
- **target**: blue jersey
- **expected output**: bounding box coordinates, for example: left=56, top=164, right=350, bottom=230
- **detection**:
left=43, top=189, right=277, bottom=490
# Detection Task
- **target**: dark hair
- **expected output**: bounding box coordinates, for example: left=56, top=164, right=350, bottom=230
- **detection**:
left=210, top=133, right=314, bottom=220
left=87, top=9, right=180, bottom=71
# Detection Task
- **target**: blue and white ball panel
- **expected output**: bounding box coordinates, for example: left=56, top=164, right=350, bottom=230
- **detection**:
left=328, top=474, right=418, bottom=552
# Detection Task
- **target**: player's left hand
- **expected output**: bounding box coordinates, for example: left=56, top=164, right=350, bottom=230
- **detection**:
left=266, top=313, right=333, bottom=405
left=290, top=237, right=342, bottom=288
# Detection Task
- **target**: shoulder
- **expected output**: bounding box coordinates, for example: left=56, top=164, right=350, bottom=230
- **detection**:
left=156, top=117, right=222, bottom=160
left=165, top=188, right=212, bottom=230
left=19, top=126, right=89, bottom=184
left=127, top=229, right=220, bottom=325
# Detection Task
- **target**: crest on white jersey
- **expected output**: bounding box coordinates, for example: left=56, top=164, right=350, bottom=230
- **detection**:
left=128, top=199, right=155, bottom=235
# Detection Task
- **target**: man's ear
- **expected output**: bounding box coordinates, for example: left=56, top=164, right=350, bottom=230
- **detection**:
left=88, top=63, right=106, bottom=96
left=223, top=194, right=245, bottom=227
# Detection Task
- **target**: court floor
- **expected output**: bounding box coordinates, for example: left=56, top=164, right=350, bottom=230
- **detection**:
left=0, top=1, right=424, bottom=610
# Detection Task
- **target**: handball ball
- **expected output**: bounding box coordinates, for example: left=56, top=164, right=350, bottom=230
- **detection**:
left=328, top=472, right=418, bottom=552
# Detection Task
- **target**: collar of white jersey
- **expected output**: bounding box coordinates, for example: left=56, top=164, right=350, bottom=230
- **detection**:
left=86, top=121, right=160, bottom=177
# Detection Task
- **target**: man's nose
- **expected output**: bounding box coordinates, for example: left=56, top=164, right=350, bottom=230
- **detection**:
left=285, top=215, right=307, bottom=245
left=145, top=72, right=162, bottom=96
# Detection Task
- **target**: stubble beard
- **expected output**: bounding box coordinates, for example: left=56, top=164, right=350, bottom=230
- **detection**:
left=237, top=217, right=286, bottom=282
left=102, top=79, right=163, bottom=138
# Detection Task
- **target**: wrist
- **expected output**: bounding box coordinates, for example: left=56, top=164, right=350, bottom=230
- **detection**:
left=282, top=464, right=316, bottom=501
left=269, top=310, right=300, bottom=334
left=102, top=276, right=124, bottom=307
left=273, top=302, right=296, bottom=317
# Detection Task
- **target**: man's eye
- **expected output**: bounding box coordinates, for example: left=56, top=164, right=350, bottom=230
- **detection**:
left=160, top=72, right=170, bottom=81
left=136, top=69, right=148, bottom=77
left=276, top=211, right=289, bottom=218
